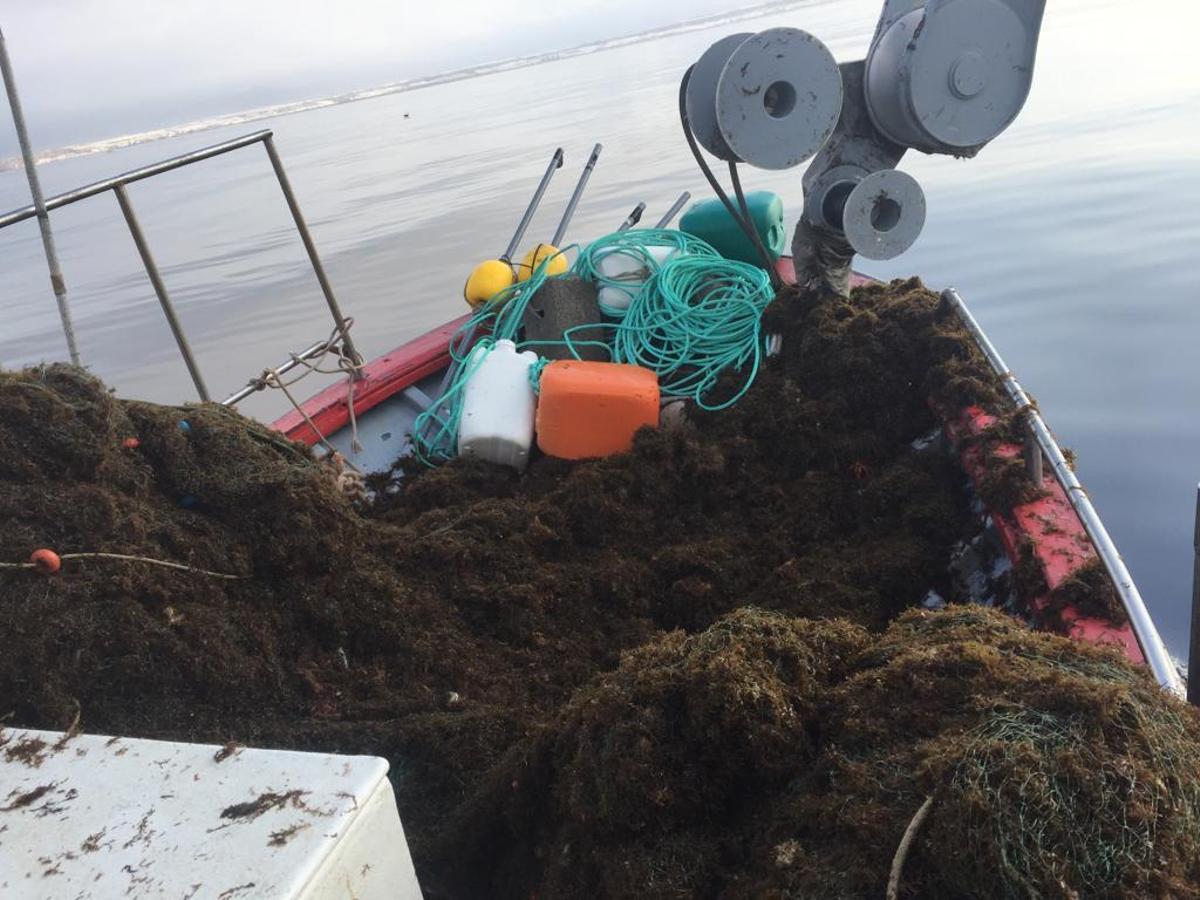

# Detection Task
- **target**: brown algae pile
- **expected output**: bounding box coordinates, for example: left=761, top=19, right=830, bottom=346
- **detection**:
left=2, top=279, right=1198, bottom=898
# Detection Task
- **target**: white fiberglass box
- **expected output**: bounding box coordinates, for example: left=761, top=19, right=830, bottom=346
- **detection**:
left=0, top=727, right=422, bottom=899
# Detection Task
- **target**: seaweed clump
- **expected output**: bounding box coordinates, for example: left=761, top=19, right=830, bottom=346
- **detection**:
left=445, top=609, right=869, bottom=898
left=736, top=606, right=1200, bottom=899
left=1044, top=557, right=1126, bottom=625
left=0, top=279, right=1188, bottom=898
left=462, top=607, right=1200, bottom=900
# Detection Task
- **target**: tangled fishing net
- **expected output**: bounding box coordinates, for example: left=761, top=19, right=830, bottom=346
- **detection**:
left=733, top=606, right=1200, bottom=900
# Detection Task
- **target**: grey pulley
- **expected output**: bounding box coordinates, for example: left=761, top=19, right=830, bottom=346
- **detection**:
left=840, top=169, right=926, bottom=260
left=686, top=27, right=843, bottom=170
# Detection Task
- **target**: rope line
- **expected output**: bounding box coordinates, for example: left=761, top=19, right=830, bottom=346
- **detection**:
left=247, top=319, right=366, bottom=461
left=0, top=552, right=249, bottom=580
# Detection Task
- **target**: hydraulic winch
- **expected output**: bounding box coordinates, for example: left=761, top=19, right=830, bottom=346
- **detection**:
left=681, top=0, right=1046, bottom=294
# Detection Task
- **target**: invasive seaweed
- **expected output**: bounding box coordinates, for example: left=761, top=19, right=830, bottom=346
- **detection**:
left=0, top=280, right=1176, bottom=898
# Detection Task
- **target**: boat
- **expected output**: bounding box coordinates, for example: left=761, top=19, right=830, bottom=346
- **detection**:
left=4, top=9, right=1199, bottom=899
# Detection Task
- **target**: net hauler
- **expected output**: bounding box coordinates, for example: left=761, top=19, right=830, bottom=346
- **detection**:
left=681, top=0, right=1046, bottom=292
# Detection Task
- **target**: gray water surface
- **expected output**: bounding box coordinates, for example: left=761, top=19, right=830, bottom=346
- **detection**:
left=2, top=0, right=1198, bottom=655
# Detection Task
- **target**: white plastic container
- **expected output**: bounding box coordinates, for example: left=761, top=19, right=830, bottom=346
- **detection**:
left=596, top=245, right=675, bottom=312
left=457, top=339, right=539, bottom=471
left=0, top=727, right=422, bottom=899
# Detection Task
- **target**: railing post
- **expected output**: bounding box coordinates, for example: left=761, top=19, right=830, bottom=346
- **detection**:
left=1188, top=484, right=1200, bottom=705
left=0, top=26, right=81, bottom=366
left=113, top=184, right=210, bottom=401
left=261, top=135, right=362, bottom=370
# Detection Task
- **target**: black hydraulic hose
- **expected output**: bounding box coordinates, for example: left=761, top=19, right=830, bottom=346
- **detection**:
left=677, top=66, right=783, bottom=291
left=728, top=160, right=783, bottom=289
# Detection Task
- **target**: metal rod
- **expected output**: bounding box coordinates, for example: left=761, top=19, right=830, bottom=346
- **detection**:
left=654, top=191, right=691, bottom=228
left=551, top=143, right=601, bottom=246
left=0, top=26, right=80, bottom=365
left=0, top=130, right=273, bottom=230
left=618, top=202, right=646, bottom=231
left=1188, top=485, right=1200, bottom=705
left=114, top=184, right=210, bottom=401
left=1023, top=416, right=1044, bottom=485
left=502, top=147, right=564, bottom=261
left=942, top=288, right=1183, bottom=696
left=262, top=135, right=362, bottom=369
left=221, top=338, right=329, bottom=406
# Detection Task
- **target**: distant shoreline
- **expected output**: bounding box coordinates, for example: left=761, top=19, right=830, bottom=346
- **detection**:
left=0, top=0, right=823, bottom=174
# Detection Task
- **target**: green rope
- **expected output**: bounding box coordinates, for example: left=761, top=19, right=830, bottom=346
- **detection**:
left=574, top=228, right=719, bottom=317
left=528, top=357, right=550, bottom=394
left=604, top=252, right=772, bottom=411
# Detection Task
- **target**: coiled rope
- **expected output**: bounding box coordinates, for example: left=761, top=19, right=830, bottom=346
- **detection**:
left=574, top=229, right=718, bottom=317
left=606, top=252, right=772, bottom=411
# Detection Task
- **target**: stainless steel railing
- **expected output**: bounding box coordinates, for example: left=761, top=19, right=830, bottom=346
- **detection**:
left=0, top=129, right=360, bottom=400
left=943, top=287, right=1184, bottom=697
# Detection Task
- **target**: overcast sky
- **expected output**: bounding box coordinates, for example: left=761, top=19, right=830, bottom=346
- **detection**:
left=1, top=0, right=743, bottom=152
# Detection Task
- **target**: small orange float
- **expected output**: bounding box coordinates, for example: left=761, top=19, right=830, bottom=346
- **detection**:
left=30, top=548, right=62, bottom=575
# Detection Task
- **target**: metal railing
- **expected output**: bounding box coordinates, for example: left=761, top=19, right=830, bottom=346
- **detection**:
left=0, top=129, right=360, bottom=401
left=943, top=287, right=1184, bottom=697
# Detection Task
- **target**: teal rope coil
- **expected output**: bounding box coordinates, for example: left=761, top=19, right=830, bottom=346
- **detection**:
left=575, top=229, right=719, bottom=317
left=601, top=253, right=773, bottom=410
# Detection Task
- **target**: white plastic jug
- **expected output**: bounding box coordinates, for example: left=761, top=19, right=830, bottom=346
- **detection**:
left=457, top=339, right=539, bottom=471
left=596, top=245, right=675, bottom=312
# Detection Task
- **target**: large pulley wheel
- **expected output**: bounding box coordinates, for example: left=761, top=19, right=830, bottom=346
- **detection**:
left=715, top=28, right=843, bottom=170
left=685, top=32, right=753, bottom=162
left=686, top=27, right=842, bottom=170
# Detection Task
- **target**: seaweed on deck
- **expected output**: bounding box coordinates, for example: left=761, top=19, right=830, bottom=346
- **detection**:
left=0, top=278, right=1177, bottom=899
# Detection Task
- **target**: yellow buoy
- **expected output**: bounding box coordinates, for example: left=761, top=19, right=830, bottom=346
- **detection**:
left=515, top=244, right=568, bottom=282
left=463, top=259, right=516, bottom=309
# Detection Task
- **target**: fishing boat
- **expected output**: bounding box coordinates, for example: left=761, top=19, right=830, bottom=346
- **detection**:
left=3, top=5, right=1197, bottom=898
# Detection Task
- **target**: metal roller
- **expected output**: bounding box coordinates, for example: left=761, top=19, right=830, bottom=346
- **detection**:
left=865, top=0, right=1043, bottom=155
left=685, top=33, right=752, bottom=162
left=840, top=169, right=926, bottom=260
left=715, top=28, right=843, bottom=170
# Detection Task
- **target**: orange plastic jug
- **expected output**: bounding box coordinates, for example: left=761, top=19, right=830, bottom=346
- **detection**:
left=536, top=361, right=660, bottom=460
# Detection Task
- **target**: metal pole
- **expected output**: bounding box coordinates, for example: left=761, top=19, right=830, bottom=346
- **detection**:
left=262, top=135, right=362, bottom=368
left=551, top=143, right=601, bottom=246
left=0, top=26, right=80, bottom=365
left=113, top=184, right=210, bottom=401
left=0, top=130, right=273, bottom=230
left=221, top=338, right=328, bottom=406
left=502, top=147, right=564, bottom=261
left=1188, top=485, right=1200, bottom=705
left=618, top=202, right=646, bottom=232
left=654, top=191, right=691, bottom=228
left=943, top=287, right=1184, bottom=697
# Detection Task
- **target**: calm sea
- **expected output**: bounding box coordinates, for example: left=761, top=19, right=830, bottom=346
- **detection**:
left=2, top=0, right=1198, bottom=656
